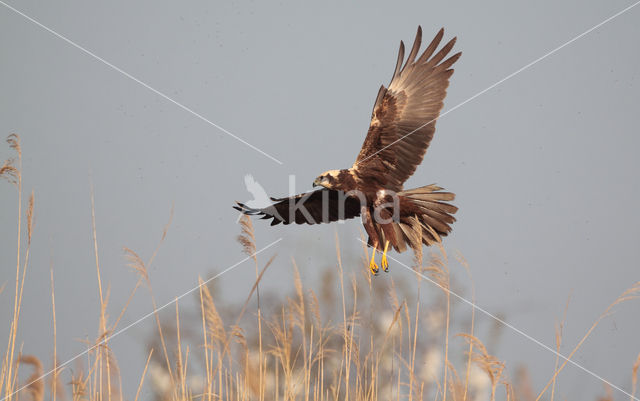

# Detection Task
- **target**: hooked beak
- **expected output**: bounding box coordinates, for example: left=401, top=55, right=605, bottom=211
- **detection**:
left=313, top=177, right=325, bottom=188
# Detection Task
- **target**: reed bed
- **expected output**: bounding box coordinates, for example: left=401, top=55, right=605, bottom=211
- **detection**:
left=1, top=134, right=639, bottom=401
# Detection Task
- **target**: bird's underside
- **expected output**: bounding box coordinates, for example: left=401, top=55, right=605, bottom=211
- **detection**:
left=234, top=26, right=461, bottom=274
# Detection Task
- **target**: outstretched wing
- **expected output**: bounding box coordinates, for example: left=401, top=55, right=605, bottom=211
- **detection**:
left=234, top=189, right=362, bottom=226
left=353, top=27, right=460, bottom=191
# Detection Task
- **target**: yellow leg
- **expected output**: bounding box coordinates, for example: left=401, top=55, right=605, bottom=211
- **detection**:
left=368, top=246, right=379, bottom=275
left=381, top=240, right=390, bottom=272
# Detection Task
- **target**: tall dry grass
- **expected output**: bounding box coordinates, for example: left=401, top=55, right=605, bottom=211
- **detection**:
left=1, top=133, right=640, bottom=401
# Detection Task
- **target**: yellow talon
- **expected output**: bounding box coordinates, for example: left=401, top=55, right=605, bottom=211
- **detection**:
left=369, top=246, right=379, bottom=275
left=381, top=240, right=390, bottom=272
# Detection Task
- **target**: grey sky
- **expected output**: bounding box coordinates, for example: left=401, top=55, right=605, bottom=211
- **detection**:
left=1, top=0, right=639, bottom=399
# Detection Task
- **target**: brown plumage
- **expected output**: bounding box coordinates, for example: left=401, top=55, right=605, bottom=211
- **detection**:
left=235, top=26, right=460, bottom=271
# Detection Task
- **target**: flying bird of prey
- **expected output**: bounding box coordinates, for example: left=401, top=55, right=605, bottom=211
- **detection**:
left=235, top=27, right=460, bottom=274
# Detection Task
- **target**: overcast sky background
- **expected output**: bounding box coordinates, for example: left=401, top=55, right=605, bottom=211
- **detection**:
left=1, top=0, right=639, bottom=399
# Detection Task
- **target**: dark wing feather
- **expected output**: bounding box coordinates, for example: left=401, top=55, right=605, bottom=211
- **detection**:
left=234, top=189, right=362, bottom=226
left=353, top=27, right=460, bottom=191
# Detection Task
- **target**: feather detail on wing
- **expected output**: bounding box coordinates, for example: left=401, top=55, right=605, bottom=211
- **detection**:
left=353, top=27, right=461, bottom=191
left=234, top=189, right=362, bottom=225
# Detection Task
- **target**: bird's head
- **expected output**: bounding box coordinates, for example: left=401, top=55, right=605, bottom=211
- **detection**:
left=313, top=170, right=342, bottom=189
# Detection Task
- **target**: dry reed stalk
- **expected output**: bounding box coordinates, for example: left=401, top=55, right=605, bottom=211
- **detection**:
left=0, top=160, right=19, bottom=187
left=631, top=352, right=640, bottom=401
left=2, top=134, right=23, bottom=401
left=423, top=243, right=451, bottom=401
left=198, top=276, right=229, bottom=401
left=11, top=192, right=35, bottom=401
left=122, top=206, right=176, bottom=393
left=334, top=232, right=348, bottom=401
left=599, top=384, right=614, bottom=401
left=16, top=190, right=33, bottom=304
left=124, top=248, right=149, bottom=285
left=514, top=367, right=535, bottom=401
left=237, top=215, right=257, bottom=262
left=383, top=275, right=404, bottom=401
left=501, top=372, right=516, bottom=401
left=458, top=334, right=505, bottom=401
left=183, top=346, right=191, bottom=398
left=47, top=358, right=66, bottom=401
left=454, top=251, right=475, bottom=401
left=50, top=267, right=61, bottom=401
left=110, top=279, right=143, bottom=334
left=409, top=298, right=420, bottom=401
left=134, top=349, right=153, bottom=401
left=551, top=295, right=571, bottom=401
left=175, top=301, right=185, bottom=400
left=89, top=181, right=109, bottom=401
left=229, top=216, right=273, bottom=401
left=375, top=303, right=404, bottom=370
left=105, top=347, right=123, bottom=401
left=234, top=255, right=276, bottom=325
left=290, top=260, right=312, bottom=401
left=89, top=182, right=105, bottom=319
left=18, top=355, right=44, bottom=401
left=70, top=370, right=87, bottom=401
left=148, top=203, right=174, bottom=269
left=503, top=379, right=516, bottom=401
left=307, top=289, right=331, bottom=401
left=347, top=274, right=359, bottom=401
left=536, top=281, right=640, bottom=401
left=444, top=359, right=464, bottom=401
left=198, top=284, right=212, bottom=401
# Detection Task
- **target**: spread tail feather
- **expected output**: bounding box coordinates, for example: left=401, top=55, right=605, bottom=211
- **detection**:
left=392, top=185, right=457, bottom=253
